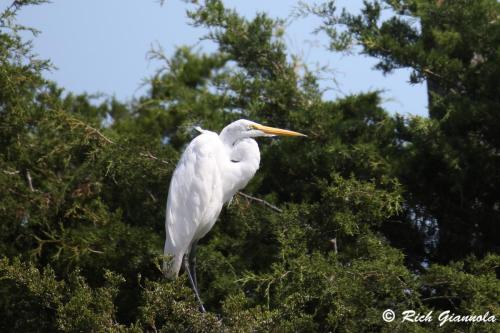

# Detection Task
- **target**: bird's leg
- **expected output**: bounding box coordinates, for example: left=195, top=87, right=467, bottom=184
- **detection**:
left=189, top=241, right=199, bottom=290
left=183, top=255, right=206, bottom=313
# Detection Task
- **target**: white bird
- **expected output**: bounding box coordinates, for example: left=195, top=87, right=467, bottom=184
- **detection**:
left=163, top=119, right=305, bottom=311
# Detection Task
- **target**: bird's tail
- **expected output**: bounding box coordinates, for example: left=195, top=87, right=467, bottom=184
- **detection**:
left=194, top=126, right=209, bottom=134
left=162, top=251, right=183, bottom=279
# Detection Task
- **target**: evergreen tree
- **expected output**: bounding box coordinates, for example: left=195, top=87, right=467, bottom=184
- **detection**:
left=0, top=1, right=498, bottom=331
left=314, top=0, right=500, bottom=263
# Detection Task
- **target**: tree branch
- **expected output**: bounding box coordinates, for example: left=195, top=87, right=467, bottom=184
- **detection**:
left=83, top=122, right=115, bottom=144
left=237, top=192, right=283, bottom=213
left=2, top=169, right=19, bottom=175
left=26, top=170, right=34, bottom=192
left=421, top=295, right=460, bottom=302
left=330, top=238, right=338, bottom=254
left=62, top=112, right=170, bottom=166
left=139, top=151, right=169, bottom=165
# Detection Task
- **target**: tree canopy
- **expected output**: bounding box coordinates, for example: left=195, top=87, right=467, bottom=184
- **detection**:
left=0, top=0, right=498, bottom=332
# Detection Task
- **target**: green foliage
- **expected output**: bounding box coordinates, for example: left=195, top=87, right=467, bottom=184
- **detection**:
left=312, top=0, right=500, bottom=263
left=0, top=0, right=498, bottom=332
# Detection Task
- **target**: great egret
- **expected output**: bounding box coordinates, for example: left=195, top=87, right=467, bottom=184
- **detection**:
left=163, top=119, right=305, bottom=312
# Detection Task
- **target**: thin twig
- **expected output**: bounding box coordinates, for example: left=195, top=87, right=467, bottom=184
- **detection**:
left=81, top=123, right=170, bottom=165
left=236, top=193, right=336, bottom=253
left=421, top=295, right=460, bottom=310
left=26, top=170, right=34, bottom=192
left=422, top=67, right=442, bottom=79
left=330, top=238, right=338, bottom=254
left=2, top=169, right=19, bottom=175
left=63, top=112, right=170, bottom=166
left=91, top=127, right=115, bottom=144
left=62, top=111, right=115, bottom=145
left=82, top=122, right=115, bottom=144
left=237, top=191, right=283, bottom=213
left=421, top=295, right=460, bottom=302
left=139, top=151, right=169, bottom=165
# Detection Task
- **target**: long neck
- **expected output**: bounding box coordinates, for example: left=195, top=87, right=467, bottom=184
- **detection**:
left=219, top=126, right=237, bottom=147
left=220, top=138, right=260, bottom=203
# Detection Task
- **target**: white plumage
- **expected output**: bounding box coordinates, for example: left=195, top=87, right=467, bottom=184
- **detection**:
left=162, top=119, right=305, bottom=311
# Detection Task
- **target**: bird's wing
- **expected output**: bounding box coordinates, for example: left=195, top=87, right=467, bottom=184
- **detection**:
left=164, top=131, right=224, bottom=256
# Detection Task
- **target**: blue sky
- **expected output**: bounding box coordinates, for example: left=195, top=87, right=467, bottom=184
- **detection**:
left=12, top=0, right=427, bottom=116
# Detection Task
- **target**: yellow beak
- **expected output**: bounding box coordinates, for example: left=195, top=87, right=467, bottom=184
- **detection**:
left=252, top=124, right=307, bottom=137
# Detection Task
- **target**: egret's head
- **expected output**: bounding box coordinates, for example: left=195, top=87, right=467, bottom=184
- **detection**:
left=220, top=119, right=306, bottom=144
